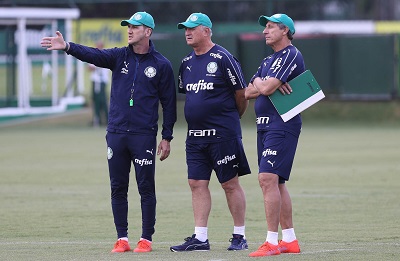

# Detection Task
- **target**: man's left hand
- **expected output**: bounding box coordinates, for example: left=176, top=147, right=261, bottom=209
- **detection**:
left=157, top=139, right=171, bottom=161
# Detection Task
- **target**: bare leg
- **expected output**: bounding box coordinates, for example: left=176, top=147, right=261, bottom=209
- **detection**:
left=221, top=176, right=246, bottom=226
left=279, top=183, right=293, bottom=229
left=258, top=173, right=280, bottom=232
left=189, top=179, right=211, bottom=227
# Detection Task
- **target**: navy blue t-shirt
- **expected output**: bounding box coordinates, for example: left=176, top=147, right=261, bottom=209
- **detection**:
left=178, top=44, right=247, bottom=144
left=250, top=45, right=305, bottom=135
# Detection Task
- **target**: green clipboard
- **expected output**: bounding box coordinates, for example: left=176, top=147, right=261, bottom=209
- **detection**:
left=269, top=70, right=325, bottom=122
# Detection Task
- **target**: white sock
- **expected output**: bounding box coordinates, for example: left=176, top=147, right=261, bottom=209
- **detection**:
left=194, top=227, right=208, bottom=242
left=118, top=237, right=128, bottom=242
left=233, top=226, right=245, bottom=238
left=282, top=228, right=296, bottom=243
left=139, top=238, right=152, bottom=243
left=266, top=231, right=278, bottom=245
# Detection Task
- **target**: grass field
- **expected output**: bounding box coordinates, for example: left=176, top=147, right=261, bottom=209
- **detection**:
left=1, top=103, right=400, bottom=261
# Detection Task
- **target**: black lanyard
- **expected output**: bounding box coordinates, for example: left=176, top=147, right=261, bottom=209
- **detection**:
left=129, top=55, right=140, bottom=107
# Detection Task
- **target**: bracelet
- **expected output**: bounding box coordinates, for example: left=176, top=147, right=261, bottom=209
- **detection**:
left=63, top=42, right=70, bottom=52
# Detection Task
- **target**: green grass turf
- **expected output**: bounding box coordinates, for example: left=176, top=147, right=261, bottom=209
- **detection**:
left=0, top=107, right=400, bottom=260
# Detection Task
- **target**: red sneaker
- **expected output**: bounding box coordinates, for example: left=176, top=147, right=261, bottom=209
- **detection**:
left=111, top=239, right=131, bottom=253
left=133, top=239, right=152, bottom=253
left=278, top=239, right=300, bottom=253
left=249, top=242, right=280, bottom=257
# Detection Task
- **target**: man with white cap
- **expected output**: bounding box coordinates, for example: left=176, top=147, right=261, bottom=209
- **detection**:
left=40, top=11, right=177, bottom=253
left=170, top=12, right=251, bottom=252
left=245, top=13, right=304, bottom=257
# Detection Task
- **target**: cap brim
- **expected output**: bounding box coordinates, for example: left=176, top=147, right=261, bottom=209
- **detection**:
left=177, top=22, right=198, bottom=29
left=121, top=20, right=143, bottom=26
left=258, top=16, right=280, bottom=27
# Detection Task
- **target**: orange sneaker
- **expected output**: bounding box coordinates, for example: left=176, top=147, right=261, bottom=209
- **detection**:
left=278, top=239, right=300, bottom=253
left=111, top=239, right=131, bottom=253
left=249, top=242, right=280, bottom=257
left=133, top=239, right=152, bottom=253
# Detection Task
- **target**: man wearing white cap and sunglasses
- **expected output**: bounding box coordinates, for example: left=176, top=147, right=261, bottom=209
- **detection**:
left=41, top=11, right=177, bottom=254
left=245, top=13, right=304, bottom=257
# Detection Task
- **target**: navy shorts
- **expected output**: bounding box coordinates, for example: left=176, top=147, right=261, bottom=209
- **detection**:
left=257, top=130, right=299, bottom=183
left=186, top=138, right=251, bottom=183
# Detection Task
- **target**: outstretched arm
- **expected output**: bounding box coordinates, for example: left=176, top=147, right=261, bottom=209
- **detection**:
left=40, top=31, right=69, bottom=51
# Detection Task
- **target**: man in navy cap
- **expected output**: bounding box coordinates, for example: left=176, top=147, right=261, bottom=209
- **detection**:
left=245, top=13, right=303, bottom=257
left=170, top=12, right=251, bottom=252
left=41, top=11, right=176, bottom=253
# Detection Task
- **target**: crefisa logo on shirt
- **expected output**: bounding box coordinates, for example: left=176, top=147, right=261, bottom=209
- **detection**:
left=210, top=53, right=222, bottom=59
left=183, top=55, right=193, bottom=62
left=226, top=68, right=237, bottom=85
left=144, top=66, right=156, bottom=78
left=186, top=80, right=214, bottom=93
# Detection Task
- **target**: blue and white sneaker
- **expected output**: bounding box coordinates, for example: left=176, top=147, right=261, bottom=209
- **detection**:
left=227, top=234, right=248, bottom=251
left=170, top=234, right=210, bottom=252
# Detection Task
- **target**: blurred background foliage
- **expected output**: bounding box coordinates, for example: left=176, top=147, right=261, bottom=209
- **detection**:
left=2, top=0, right=400, bottom=21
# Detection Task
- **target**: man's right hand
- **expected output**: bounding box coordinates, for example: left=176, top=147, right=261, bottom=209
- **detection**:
left=40, top=31, right=67, bottom=51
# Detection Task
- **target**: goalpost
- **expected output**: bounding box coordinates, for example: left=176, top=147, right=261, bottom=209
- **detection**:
left=0, top=7, right=84, bottom=119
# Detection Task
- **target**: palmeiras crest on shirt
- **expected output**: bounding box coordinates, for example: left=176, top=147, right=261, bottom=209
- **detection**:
left=144, top=66, right=157, bottom=78
left=207, top=62, right=218, bottom=74
left=107, top=147, right=113, bottom=160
